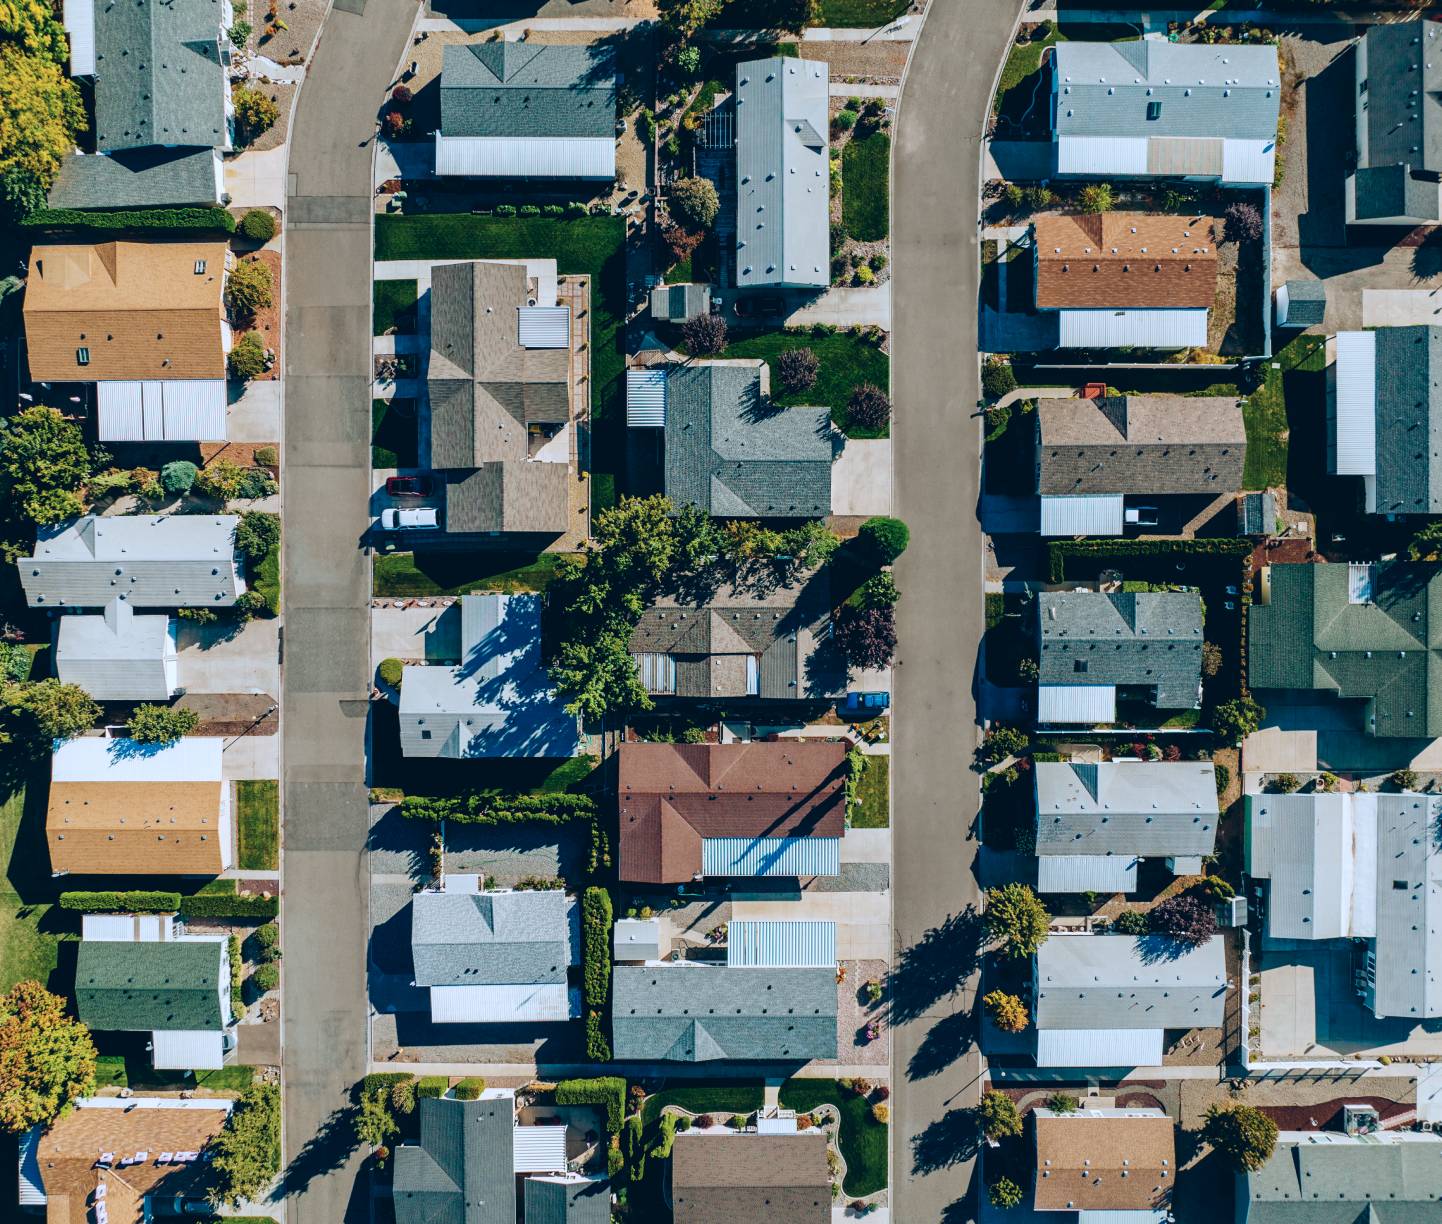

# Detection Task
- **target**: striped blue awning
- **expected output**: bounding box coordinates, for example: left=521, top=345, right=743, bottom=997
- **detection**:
left=727, top=920, right=836, bottom=968
left=701, top=836, right=840, bottom=878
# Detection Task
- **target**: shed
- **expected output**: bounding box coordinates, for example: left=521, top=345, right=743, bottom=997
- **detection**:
left=1276, top=279, right=1326, bottom=328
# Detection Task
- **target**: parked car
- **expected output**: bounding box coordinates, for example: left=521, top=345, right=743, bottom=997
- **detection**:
left=734, top=294, right=786, bottom=318
left=386, top=475, right=434, bottom=498
left=844, top=691, right=890, bottom=713
left=380, top=507, right=439, bottom=531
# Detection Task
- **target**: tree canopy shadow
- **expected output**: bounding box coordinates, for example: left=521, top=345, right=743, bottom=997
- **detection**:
left=885, top=906, right=981, bottom=1027
left=274, top=1103, right=360, bottom=1201
left=906, top=1007, right=976, bottom=1081
left=910, top=1105, right=981, bottom=1176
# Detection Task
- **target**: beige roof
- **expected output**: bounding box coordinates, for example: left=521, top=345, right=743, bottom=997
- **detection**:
left=1033, top=213, right=1218, bottom=310
left=1033, top=1108, right=1175, bottom=1212
left=24, top=241, right=230, bottom=382
left=47, top=781, right=227, bottom=875
left=35, top=1099, right=231, bottom=1224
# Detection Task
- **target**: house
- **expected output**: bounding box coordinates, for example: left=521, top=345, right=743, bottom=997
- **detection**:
left=1239, top=1131, right=1442, bottom=1222
left=23, top=243, right=233, bottom=442
left=47, top=147, right=226, bottom=212
left=411, top=876, right=576, bottom=1024
left=398, top=594, right=579, bottom=760
left=1348, top=24, right=1442, bottom=225
left=1331, top=326, right=1442, bottom=514
left=629, top=577, right=842, bottom=701
left=616, top=741, right=846, bottom=883
left=19, top=515, right=244, bottom=609
left=1032, top=1102, right=1175, bottom=1217
left=1249, top=561, right=1442, bottom=739
left=1035, top=394, right=1246, bottom=536
left=426, top=259, right=577, bottom=537
left=671, top=1128, right=831, bottom=1223
left=734, top=57, right=831, bottom=290
left=56, top=598, right=179, bottom=701
left=1050, top=41, right=1280, bottom=186
left=392, top=1088, right=579, bottom=1224
left=74, top=912, right=231, bottom=1069
left=1033, top=760, right=1219, bottom=893
left=47, top=736, right=231, bottom=876
left=1247, top=791, right=1442, bottom=1020
left=17, top=1096, right=232, bottom=1223
left=1032, top=934, right=1227, bottom=1066
left=524, top=1173, right=611, bottom=1224
left=1035, top=590, right=1205, bottom=726
left=64, top=0, right=233, bottom=152
left=1032, top=213, right=1218, bottom=349
left=650, top=282, right=712, bottom=323
left=625, top=362, right=834, bottom=518
left=434, top=42, right=618, bottom=179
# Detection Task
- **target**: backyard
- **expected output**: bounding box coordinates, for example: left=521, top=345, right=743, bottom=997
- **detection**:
left=236, top=780, right=279, bottom=871
left=0, top=764, right=63, bottom=995
left=1242, top=332, right=1327, bottom=491
left=372, top=550, right=572, bottom=598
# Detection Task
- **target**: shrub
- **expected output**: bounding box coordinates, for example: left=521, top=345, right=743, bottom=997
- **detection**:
left=378, top=658, right=404, bottom=687
left=399, top=792, right=597, bottom=825
left=1201, top=641, right=1223, bottom=677
left=1214, top=762, right=1231, bottom=794
left=1113, top=909, right=1148, bottom=935
left=981, top=357, right=1016, bottom=402
left=848, top=383, right=890, bottom=432
left=1078, top=182, right=1115, bottom=213
left=252, top=962, right=280, bottom=993
left=159, top=460, right=199, bottom=495
left=195, top=459, right=275, bottom=501
left=1272, top=772, right=1301, bottom=794
left=253, top=446, right=278, bottom=467
left=1223, top=200, right=1263, bottom=243
left=858, top=572, right=898, bottom=610
left=1147, top=893, right=1217, bottom=947
left=983, top=989, right=1029, bottom=1033
left=984, top=883, right=1050, bottom=958
left=390, top=1078, right=416, bottom=1116
left=235, top=511, right=280, bottom=561
left=494, top=204, right=517, bottom=217
left=695, top=1114, right=715, bottom=1129
left=555, top=1077, right=626, bottom=1134
left=178, top=892, right=278, bottom=920
left=239, top=209, right=276, bottom=242
left=59, top=890, right=180, bottom=913
left=228, top=20, right=252, bottom=47
left=776, top=346, right=819, bottom=394
left=870, top=1103, right=889, bottom=1124
left=126, top=704, right=200, bottom=743
left=857, top=516, right=910, bottom=565
left=226, top=258, right=274, bottom=319
left=20, top=206, right=236, bottom=234
left=250, top=923, right=281, bottom=962
left=989, top=1177, right=1023, bottom=1210
left=1204, top=1102, right=1278, bottom=1172
left=391, top=84, right=413, bottom=105
left=681, top=312, right=728, bottom=355
left=1046, top=1092, right=1079, bottom=1114
left=416, top=1076, right=447, bottom=1100
left=1392, top=768, right=1419, bottom=792
left=228, top=332, right=267, bottom=381
left=833, top=604, right=896, bottom=670
left=582, top=887, right=612, bottom=1061
left=833, top=108, right=856, bottom=132
left=233, top=86, right=280, bottom=145
left=984, top=400, right=1012, bottom=442
left=669, top=175, right=720, bottom=229
left=541, top=204, right=564, bottom=217
left=1213, top=695, right=1265, bottom=745
left=980, top=1091, right=1022, bottom=1141
left=452, top=1077, right=486, bottom=1101
left=519, top=204, right=541, bottom=217
left=1198, top=874, right=1236, bottom=901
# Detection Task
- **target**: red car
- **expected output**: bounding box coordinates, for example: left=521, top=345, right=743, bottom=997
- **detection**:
left=386, top=475, right=434, bottom=498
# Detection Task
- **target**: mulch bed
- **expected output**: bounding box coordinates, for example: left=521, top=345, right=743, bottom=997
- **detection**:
left=234, top=248, right=282, bottom=381
left=1257, top=1096, right=1415, bottom=1131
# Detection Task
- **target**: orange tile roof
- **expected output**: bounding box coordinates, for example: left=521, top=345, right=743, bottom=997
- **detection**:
left=1033, top=213, right=1218, bottom=310
left=24, top=241, right=230, bottom=382
left=47, top=781, right=227, bottom=875
left=1033, top=1110, right=1175, bottom=1212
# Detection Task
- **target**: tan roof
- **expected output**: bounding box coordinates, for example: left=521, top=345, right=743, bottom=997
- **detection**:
left=35, top=1099, right=231, bottom=1224
left=24, top=242, right=230, bottom=382
left=47, top=781, right=227, bottom=875
left=671, top=1131, right=831, bottom=1223
left=1033, top=1109, right=1176, bottom=1212
left=1033, top=213, right=1217, bottom=309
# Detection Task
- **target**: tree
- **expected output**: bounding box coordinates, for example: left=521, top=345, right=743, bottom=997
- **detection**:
left=675, top=45, right=701, bottom=76
left=356, top=1083, right=399, bottom=1149
left=1213, top=695, right=1264, bottom=745
left=228, top=332, right=267, bottom=381
left=984, top=882, right=1050, bottom=958
left=776, top=346, right=819, bottom=394
left=857, top=516, right=910, bottom=565
left=1201, top=641, right=1223, bottom=677
left=0, top=406, right=92, bottom=525
left=232, top=86, right=279, bottom=146
left=126, top=704, right=200, bottom=744
left=1114, top=909, right=1148, bottom=935
left=989, top=1176, right=1023, bottom=1209
left=983, top=989, right=1029, bottom=1033
left=0, top=164, right=45, bottom=228
left=0, top=44, right=84, bottom=189
left=669, top=175, right=720, bottom=230
left=235, top=511, right=280, bottom=561
left=225, top=259, right=274, bottom=320
left=848, top=383, right=891, bottom=432
left=1223, top=201, right=1263, bottom=243
left=1203, top=1102, right=1278, bottom=1173
left=1078, top=182, right=1115, bottom=213
left=662, top=223, right=703, bottom=265
left=209, top=1082, right=281, bottom=1206
left=1408, top=519, right=1442, bottom=560
left=981, top=357, right=1016, bottom=402
left=0, top=0, right=72, bottom=62
left=239, top=209, right=276, bottom=242
left=979, top=1090, right=1022, bottom=1141
left=833, top=604, right=896, bottom=670
left=681, top=312, right=727, bottom=355
left=0, top=981, right=96, bottom=1133
left=978, top=725, right=1027, bottom=765
left=4, top=679, right=99, bottom=741
left=1146, top=893, right=1217, bottom=947
left=160, top=460, right=199, bottom=495
left=659, top=0, right=724, bottom=38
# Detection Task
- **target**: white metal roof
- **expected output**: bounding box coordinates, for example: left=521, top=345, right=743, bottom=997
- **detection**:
left=63, top=0, right=95, bottom=76
left=150, top=1029, right=224, bottom=1070
left=97, top=380, right=227, bottom=442
left=1222, top=139, right=1277, bottom=185
left=51, top=735, right=224, bottom=783
left=434, top=134, right=616, bottom=179
left=428, top=983, right=574, bottom=1024
left=513, top=1124, right=570, bottom=1174
left=1040, top=494, right=1125, bottom=538
left=626, top=368, right=668, bottom=427
left=1057, top=308, right=1209, bottom=350
left=1038, top=684, right=1117, bottom=725
left=1335, top=330, right=1379, bottom=477
left=1037, top=854, right=1139, bottom=894
left=1057, top=136, right=1148, bottom=177
left=726, top=920, right=837, bottom=968
left=517, top=305, right=571, bottom=349
left=1035, top=1026, right=1164, bottom=1068
left=613, top=918, right=662, bottom=962
left=82, top=913, right=177, bottom=941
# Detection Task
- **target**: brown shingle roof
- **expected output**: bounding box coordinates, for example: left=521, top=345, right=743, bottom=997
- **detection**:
left=24, top=242, right=230, bottom=382
left=617, top=742, right=846, bottom=883
left=1033, top=213, right=1218, bottom=310
left=1033, top=1109, right=1176, bottom=1212
left=671, top=1131, right=830, bottom=1224
left=47, top=781, right=228, bottom=875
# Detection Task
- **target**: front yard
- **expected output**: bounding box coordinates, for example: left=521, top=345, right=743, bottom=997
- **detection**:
left=372, top=398, right=419, bottom=469
left=236, top=780, right=280, bottom=871
left=779, top=1078, right=889, bottom=1198
left=850, top=755, right=890, bottom=828
left=372, top=549, right=572, bottom=598
left=374, top=279, right=418, bottom=336
left=841, top=131, right=890, bottom=243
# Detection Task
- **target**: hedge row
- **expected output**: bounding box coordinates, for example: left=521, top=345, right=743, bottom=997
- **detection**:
left=22, top=206, right=237, bottom=234
left=417, top=1076, right=447, bottom=1099
left=1047, top=537, right=1252, bottom=582
left=360, top=1072, right=411, bottom=1097
left=59, top=890, right=181, bottom=913
left=581, top=887, right=612, bottom=1061
left=555, top=1076, right=626, bottom=1135
left=399, top=792, right=597, bottom=825
left=178, top=893, right=279, bottom=920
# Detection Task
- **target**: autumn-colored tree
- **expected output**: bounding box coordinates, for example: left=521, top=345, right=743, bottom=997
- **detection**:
left=232, top=86, right=279, bottom=146
left=0, top=44, right=84, bottom=190
left=0, top=0, right=71, bottom=62
left=983, top=989, right=1029, bottom=1034
left=0, top=981, right=97, bottom=1133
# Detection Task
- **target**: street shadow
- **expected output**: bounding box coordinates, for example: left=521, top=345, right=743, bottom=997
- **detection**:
left=910, top=1105, right=981, bottom=1176
left=275, top=1103, right=360, bottom=1201
left=907, top=1008, right=976, bottom=1081
left=884, top=907, right=982, bottom=1027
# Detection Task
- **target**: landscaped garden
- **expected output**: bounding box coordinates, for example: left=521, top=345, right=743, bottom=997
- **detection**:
left=371, top=549, right=573, bottom=598
left=779, top=1077, right=890, bottom=1198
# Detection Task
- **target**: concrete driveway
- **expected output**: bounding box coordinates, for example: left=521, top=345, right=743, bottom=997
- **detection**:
left=222, top=734, right=279, bottom=780
left=731, top=893, right=891, bottom=960
left=177, top=618, right=280, bottom=695
left=786, top=285, right=892, bottom=329
left=225, top=380, right=283, bottom=443
left=832, top=438, right=892, bottom=516
left=370, top=604, right=461, bottom=667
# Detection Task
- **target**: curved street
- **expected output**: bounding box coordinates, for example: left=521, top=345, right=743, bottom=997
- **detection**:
left=279, top=1, right=417, bottom=1219
left=890, top=1, right=1022, bottom=1219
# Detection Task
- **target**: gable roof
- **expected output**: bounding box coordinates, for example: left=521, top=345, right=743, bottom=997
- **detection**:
left=524, top=1174, right=612, bottom=1224
left=24, top=242, right=229, bottom=382
left=1034, top=760, right=1218, bottom=860
left=671, top=1131, right=831, bottom=1223
left=1242, top=1131, right=1442, bottom=1222
left=1033, top=213, right=1218, bottom=310
left=1359, top=25, right=1442, bottom=179
left=56, top=597, right=176, bottom=701
left=439, top=42, right=617, bottom=139
left=1034, top=934, right=1227, bottom=1031
left=1371, top=326, right=1442, bottom=514
left=75, top=939, right=224, bottom=1032
left=411, top=889, right=570, bottom=987
left=393, top=1093, right=517, bottom=1224
left=443, top=462, right=571, bottom=535
left=1036, top=395, right=1245, bottom=495
left=48, top=148, right=223, bottom=211
left=1033, top=1106, right=1175, bottom=1213
left=661, top=363, right=834, bottom=518
left=612, top=965, right=837, bottom=1061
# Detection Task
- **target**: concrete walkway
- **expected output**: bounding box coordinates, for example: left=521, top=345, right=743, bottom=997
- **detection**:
left=786, top=284, right=891, bottom=329
left=803, top=19, right=918, bottom=41
left=832, top=82, right=900, bottom=99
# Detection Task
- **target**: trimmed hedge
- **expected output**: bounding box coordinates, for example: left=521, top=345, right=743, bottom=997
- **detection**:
left=361, top=1072, right=412, bottom=1097
left=581, top=887, right=612, bottom=1061
left=21, top=206, right=237, bottom=234
left=59, top=890, right=181, bottom=913
left=179, top=892, right=279, bottom=920
left=400, top=792, right=597, bottom=825
left=1047, top=537, right=1252, bottom=582
left=555, top=1077, right=626, bottom=1134
left=453, top=1077, right=487, bottom=1100
left=416, top=1076, right=447, bottom=1100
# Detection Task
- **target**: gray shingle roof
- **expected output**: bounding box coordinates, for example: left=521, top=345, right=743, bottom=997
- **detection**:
left=524, top=1175, right=611, bottom=1224
left=612, top=965, right=837, bottom=1061
left=1037, top=590, right=1204, bottom=709
left=411, top=888, right=571, bottom=988
left=1242, top=1132, right=1442, bottom=1223
left=439, top=42, right=617, bottom=139
left=75, top=939, right=224, bottom=1032
left=92, top=0, right=230, bottom=152
left=1370, top=326, right=1442, bottom=514
left=443, top=463, right=570, bottom=535
left=47, top=149, right=223, bottom=210
left=1357, top=24, right=1442, bottom=193
left=650, top=283, right=711, bottom=323
left=1034, top=761, right=1218, bottom=861
left=56, top=598, right=175, bottom=701
left=662, top=363, right=834, bottom=518
left=393, top=1095, right=516, bottom=1224
left=1034, top=934, right=1228, bottom=1031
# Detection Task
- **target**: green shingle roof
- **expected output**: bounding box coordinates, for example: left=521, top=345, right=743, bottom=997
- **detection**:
left=74, top=940, right=224, bottom=1032
left=393, top=1095, right=516, bottom=1224
left=47, top=149, right=221, bottom=210
left=439, top=42, right=617, bottom=139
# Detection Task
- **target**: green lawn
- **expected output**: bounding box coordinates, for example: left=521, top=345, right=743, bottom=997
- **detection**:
left=373, top=550, right=573, bottom=597
left=1241, top=334, right=1326, bottom=491
left=815, top=0, right=909, bottom=23
left=641, top=1082, right=765, bottom=1126
left=252, top=539, right=280, bottom=616
left=850, top=755, right=889, bottom=828
left=713, top=330, right=890, bottom=437
left=842, top=132, right=890, bottom=243
left=236, top=780, right=279, bottom=871
left=993, top=27, right=1064, bottom=124
left=94, top=1054, right=255, bottom=1093
left=779, top=1078, right=888, bottom=1197
left=0, top=765, right=66, bottom=994
left=373, top=279, right=418, bottom=336
left=372, top=398, right=419, bottom=469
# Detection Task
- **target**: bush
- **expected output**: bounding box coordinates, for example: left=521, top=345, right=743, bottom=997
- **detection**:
left=1223, top=201, right=1263, bottom=243
left=452, top=1077, right=487, bottom=1101
left=378, top=658, right=404, bottom=688
left=20, top=206, right=236, bottom=234
left=1078, top=182, right=1114, bottom=213
left=399, top=792, right=596, bottom=825
left=858, top=572, right=898, bottom=610
left=228, top=19, right=252, bottom=46
left=250, top=923, right=281, bottom=962
left=1046, top=536, right=1251, bottom=582
left=1201, top=641, right=1223, bottom=677
left=669, top=176, right=720, bottom=229
left=582, top=887, right=612, bottom=1061
left=857, top=516, right=910, bottom=565
left=989, top=1177, right=1023, bottom=1210
left=59, top=890, right=180, bottom=913
left=494, top=204, right=517, bottom=217
left=178, top=892, right=278, bottom=920
left=834, top=108, right=856, bottom=131
left=252, top=962, right=279, bottom=993
left=235, top=511, right=280, bottom=561
left=681, top=312, right=728, bottom=355
left=1113, top=909, right=1148, bottom=935
left=239, top=209, right=276, bottom=242
left=1213, top=762, right=1231, bottom=794
left=195, top=459, right=275, bottom=502
left=519, top=204, right=541, bottom=217
left=416, top=1076, right=447, bottom=1100
left=848, top=383, right=890, bottom=432
left=870, top=1103, right=889, bottom=1124
left=233, top=86, right=280, bottom=145
left=1392, top=768, right=1419, bottom=792
left=159, top=460, right=199, bottom=495
left=1213, top=695, right=1265, bottom=746
left=1147, top=893, right=1217, bottom=947
left=984, top=399, right=1012, bottom=443
left=1272, top=772, right=1301, bottom=794
left=1046, top=1092, right=1079, bottom=1114
left=228, top=332, right=267, bottom=381
left=555, top=1077, right=626, bottom=1134
left=226, top=258, right=274, bottom=319
left=833, top=604, right=896, bottom=670
left=253, top=446, right=278, bottom=467
left=980, top=1091, right=1022, bottom=1141
left=126, top=704, right=200, bottom=743
left=776, top=346, right=820, bottom=394
left=981, top=357, right=1017, bottom=403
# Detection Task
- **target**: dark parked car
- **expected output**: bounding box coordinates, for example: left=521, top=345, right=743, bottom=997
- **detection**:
left=734, top=294, right=786, bottom=318
left=844, top=691, right=890, bottom=713
left=386, top=475, right=434, bottom=498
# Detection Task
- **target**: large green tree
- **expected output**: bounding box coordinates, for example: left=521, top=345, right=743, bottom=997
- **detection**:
left=0, top=0, right=72, bottom=62
left=3, top=679, right=99, bottom=742
left=0, top=44, right=84, bottom=187
left=1203, top=1102, right=1278, bottom=1172
left=209, top=1082, right=281, bottom=1206
left=0, top=406, right=93, bottom=525
left=126, top=704, right=201, bottom=744
left=0, top=981, right=97, bottom=1133
left=984, top=882, right=1050, bottom=959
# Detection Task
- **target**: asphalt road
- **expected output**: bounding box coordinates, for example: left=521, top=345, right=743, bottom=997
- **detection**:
left=889, top=1, right=1022, bottom=1220
left=280, top=1, right=416, bottom=1220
